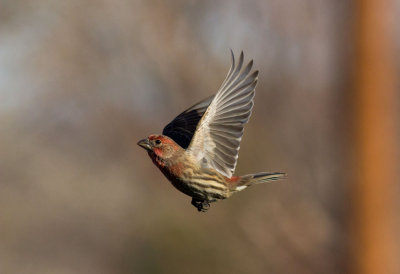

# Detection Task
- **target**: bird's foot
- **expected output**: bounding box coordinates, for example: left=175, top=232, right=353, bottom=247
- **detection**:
left=191, top=198, right=210, bottom=212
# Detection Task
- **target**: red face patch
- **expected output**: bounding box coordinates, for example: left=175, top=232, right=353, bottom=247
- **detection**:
left=147, top=135, right=180, bottom=159
left=148, top=135, right=176, bottom=146
left=148, top=134, right=161, bottom=141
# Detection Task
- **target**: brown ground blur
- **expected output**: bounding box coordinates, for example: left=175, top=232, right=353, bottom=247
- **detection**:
left=1, top=1, right=399, bottom=273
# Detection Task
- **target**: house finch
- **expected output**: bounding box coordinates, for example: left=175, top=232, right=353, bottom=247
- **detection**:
left=138, top=51, right=286, bottom=212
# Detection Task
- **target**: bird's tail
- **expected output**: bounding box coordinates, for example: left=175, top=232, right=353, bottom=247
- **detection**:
left=234, top=172, right=287, bottom=191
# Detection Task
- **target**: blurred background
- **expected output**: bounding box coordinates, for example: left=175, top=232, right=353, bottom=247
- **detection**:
left=1, top=0, right=399, bottom=273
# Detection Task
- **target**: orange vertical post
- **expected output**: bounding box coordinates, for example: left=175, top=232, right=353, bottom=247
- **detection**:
left=353, top=0, right=399, bottom=273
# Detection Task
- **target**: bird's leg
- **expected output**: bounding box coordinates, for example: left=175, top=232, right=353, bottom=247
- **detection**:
left=191, top=198, right=203, bottom=212
left=191, top=198, right=210, bottom=212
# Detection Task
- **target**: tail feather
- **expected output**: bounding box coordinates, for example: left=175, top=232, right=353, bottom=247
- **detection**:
left=234, top=172, right=287, bottom=191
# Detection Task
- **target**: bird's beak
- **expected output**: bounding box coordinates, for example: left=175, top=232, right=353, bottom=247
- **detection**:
left=137, top=138, right=152, bottom=151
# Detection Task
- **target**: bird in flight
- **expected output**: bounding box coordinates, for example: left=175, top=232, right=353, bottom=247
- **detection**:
left=138, top=51, right=286, bottom=212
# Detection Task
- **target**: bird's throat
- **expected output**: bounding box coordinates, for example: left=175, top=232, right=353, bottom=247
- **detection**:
left=148, top=152, right=166, bottom=168
left=148, top=151, right=185, bottom=179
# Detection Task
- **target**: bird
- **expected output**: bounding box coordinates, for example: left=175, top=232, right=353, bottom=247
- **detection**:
left=138, top=51, right=286, bottom=212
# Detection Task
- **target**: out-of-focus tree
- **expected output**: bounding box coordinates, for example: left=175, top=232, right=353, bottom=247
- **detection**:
left=352, top=0, right=400, bottom=273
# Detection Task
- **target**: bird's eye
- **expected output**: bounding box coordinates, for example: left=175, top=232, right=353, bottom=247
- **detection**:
left=155, top=139, right=162, bottom=145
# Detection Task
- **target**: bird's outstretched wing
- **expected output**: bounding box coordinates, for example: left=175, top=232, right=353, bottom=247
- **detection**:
left=187, top=51, right=258, bottom=177
left=162, top=95, right=214, bottom=149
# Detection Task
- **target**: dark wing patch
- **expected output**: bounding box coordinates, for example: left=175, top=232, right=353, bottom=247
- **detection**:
left=162, top=95, right=214, bottom=149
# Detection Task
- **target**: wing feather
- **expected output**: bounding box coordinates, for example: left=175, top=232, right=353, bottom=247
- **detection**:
left=162, top=95, right=214, bottom=149
left=187, top=51, right=258, bottom=177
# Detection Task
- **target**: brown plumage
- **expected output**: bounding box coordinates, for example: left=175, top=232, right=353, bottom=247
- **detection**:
left=138, top=51, right=286, bottom=212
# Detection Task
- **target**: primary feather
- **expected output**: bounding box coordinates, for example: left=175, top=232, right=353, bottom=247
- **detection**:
left=187, top=50, right=258, bottom=177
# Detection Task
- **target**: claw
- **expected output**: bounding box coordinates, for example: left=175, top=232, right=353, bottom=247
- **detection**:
left=191, top=198, right=210, bottom=212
